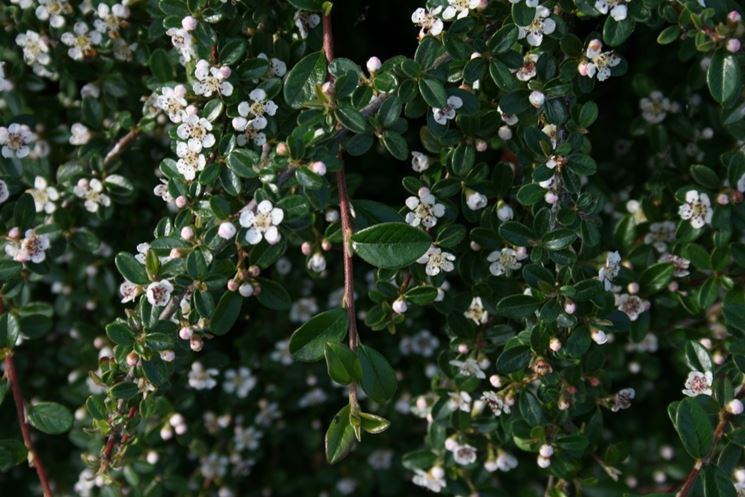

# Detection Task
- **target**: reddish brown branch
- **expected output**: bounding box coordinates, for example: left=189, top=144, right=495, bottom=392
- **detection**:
left=103, top=128, right=140, bottom=166
left=2, top=297, right=55, bottom=497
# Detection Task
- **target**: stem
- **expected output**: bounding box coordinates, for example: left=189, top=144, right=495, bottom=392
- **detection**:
left=1, top=299, right=55, bottom=497
left=321, top=7, right=360, bottom=408
left=676, top=386, right=745, bottom=497
left=103, top=127, right=140, bottom=166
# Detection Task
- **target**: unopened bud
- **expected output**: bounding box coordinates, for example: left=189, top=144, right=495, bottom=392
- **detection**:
left=366, top=56, right=382, bottom=74
left=126, top=352, right=139, bottom=367
left=310, top=161, right=327, bottom=176
left=179, top=326, right=193, bottom=340
left=728, top=399, right=744, bottom=415
left=392, top=297, right=408, bottom=314
left=175, top=196, right=188, bottom=208
left=180, top=226, right=194, bottom=240
left=227, top=279, right=239, bottom=291
left=218, top=221, right=236, bottom=239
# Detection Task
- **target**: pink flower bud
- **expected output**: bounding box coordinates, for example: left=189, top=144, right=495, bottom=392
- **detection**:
left=218, top=221, right=236, bottom=239
left=185, top=104, right=198, bottom=116
left=627, top=282, right=639, bottom=294
left=310, top=160, right=327, bottom=176
left=301, top=242, right=312, bottom=256
left=549, top=338, right=562, bottom=352
left=8, top=227, right=20, bottom=239
left=276, top=142, right=289, bottom=156
left=545, top=192, right=559, bottom=204
left=366, top=56, right=382, bottom=74
left=578, top=62, right=589, bottom=77
left=169, top=248, right=181, bottom=258
left=728, top=399, right=744, bottom=415
left=321, top=239, right=332, bottom=251
left=489, top=375, right=502, bottom=388
left=126, top=352, right=139, bottom=367
left=537, top=455, right=551, bottom=468
left=181, top=16, right=198, bottom=31
left=190, top=335, right=203, bottom=351
left=392, top=297, right=408, bottom=314
left=588, top=39, right=603, bottom=53
left=529, top=90, right=545, bottom=108
left=475, top=139, right=488, bottom=152
left=539, top=444, right=554, bottom=458
left=457, top=344, right=469, bottom=354
left=564, top=300, right=576, bottom=315
left=227, top=279, right=239, bottom=291
left=174, top=85, right=186, bottom=98
left=729, top=10, right=742, bottom=23
left=160, top=350, right=175, bottom=362
left=498, top=126, right=512, bottom=140
left=322, top=81, right=335, bottom=96
left=218, top=66, right=232, bottom=78
left=727, top=38, right=742, bottom=53
left=175, top=196, right=188, bottom=208
left=470, top=51, right=482, bottom=59
left=239, top=283, right=254, bottom=297
left=179, top=326, right=193, bottom=340
left=668, top=281, right=679, bottom=292
left=180, top=226, right=194, bottom=240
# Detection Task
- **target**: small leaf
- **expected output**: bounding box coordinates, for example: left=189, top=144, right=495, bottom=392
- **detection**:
left=283, top=51, right=327, bottom=109
left=708, top=51, right=742, bottom=104
left=211, top=291, right=243, bottom=335
left=289, top=309, right=349, bottom=362
left=357, top=345, right=397, bottom=403
left=351, top=223, right=431, bottom=269
left=324, top=342, right=362, bottom=384
left=325, top=404, right=356, bottom=464
left=359, top=412, right=391, bottom=434
left=496, top=294, right=540, bottom=319
left=671, top=397, right=714, bottom=459
left=115, top=252, right=148, bottom=285
left=27, top=402, right=73, bottom=435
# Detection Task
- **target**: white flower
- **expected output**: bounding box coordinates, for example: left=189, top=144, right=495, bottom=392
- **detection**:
left=412, top=466, right=446, bottom=493
left=368, top=449, right=394, bottom=470
left=481, top=391, right=512, bottom=416
left=233, top=425, right=262, bottom=451
left=189, top=362, right=219, bottom=390
left=35, top=0, right=72, bottom=28
left=177, top=114, right=216, bottom=151
left=166, top=27, right=196, bottom=64
left=0, top=180, right=9, bottom=204
left=193, top=60, right=233, bottom=97
left=518, top=5, right=556, bottom=47
left=529, top=90, right=545, bottom=108
left=598, top=251, right=621, bottom=290
left=119, top=281, right=141, bottom=303
left=239, top=200, right=284, bottom=245
left=94, top=2, right=130, bottom=36
left=270, top=339, right=293, bottom=364
left=10, top=0, right=33, bottom=8
left=447, top=391, right=472, bottom=412
left=223, top=368, right=257, bottom=399
left=289, top=297, right=318, bottom=323
left=678, top=190, right=713, bottom=229
left=443, top=0, right=480, bottom=20
left=409, top=329, right=440, bottom=357
left=411, top=151, right=430, bottom=172
left=232, top=89, right=278, bottom=131
left=16, top=31, right=51, bottom=69
left=579, top=39, right=621, bottom=81
left=417, top=245, right=456, bottom=276
left=307, top=252, right=327, bottom=273
left=0, top=123, right=35, bottom=159
left=738, top=173, right=745, bottom=193
left=449, top=442, right=477, bottom=465
left=432, top=95, right=463, bottom=125
left=450, top=358, right=486, bottom=379
left=610, top=388, right=635, bottom=412
left=644, top=221, right=676, bottom=252
left=61, top=22, right=102, bottom=60
left=146, top=280, right=174, bottom=307
left=659, top=253, right=690, bottom=277
left=199, top=453, right=228, bottom=479
left=640, top=91, right=672, bottom=124
left=595, top=0, right=629, bottom=21
left=27, top=176, right=59, bottom=213
left=69, top=123, right=91, bottom=145
left=5, top=230, right=50, bottom=263
left=466, top=190, right=488, bottom=210
left=73, top=178, right=111, bottom=213
left=497, top=203, right=514, bottom=221
left=235, top=123, right=267, bottom=147
left=515, top=53, right=540, bottom=81
left=615, top=293, right=649, bottom=321
left=487, top=247, right=528, bottom=276
left=464, top=296, right=488, bottom=324
left=411, top=6, right=444, bottom=38
left=175, top=140, right=207, bottom=181
left=405, top=187, right=446, bottom=228
left=682, top=370, right=713, bottom=397
left=486, top=450, right=519, bottom=472
left=156, top=85, right=188, bottom=123
left=294, top=11, right=321, bottom=39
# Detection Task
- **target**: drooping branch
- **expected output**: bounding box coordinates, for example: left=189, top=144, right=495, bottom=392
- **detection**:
left=103, top=127, right=141, bottom=166
left=2, top=298, right=55, bottom=497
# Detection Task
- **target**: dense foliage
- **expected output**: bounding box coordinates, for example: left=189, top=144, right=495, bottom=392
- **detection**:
left=2, top=0, right=745, bottom=496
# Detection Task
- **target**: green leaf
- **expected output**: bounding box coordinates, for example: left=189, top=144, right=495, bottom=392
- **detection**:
left=110, top=382, right=139, bottom=400
left=357, top=344, right=397, bottom=403
left=226, top=149, right=259, bottom=178
left=288, top=0, right=324, bottom=11
left=255, top=278, right=292, bottom=310
left=148, top=49, right=174, bottom=83
left=685, top=341, right=713, bottom=372
left=283, top=51, right=327, bottom=109
left=703, top=465, right=737, bottom=497
left=512, top=2, right=535, bottom=26
left=418, top=78, right=447, bottom=108
left=289, top=309, right=349, bottom=362
left=324, top=342, right=362, bottom=384
left=115, top=252, right=148, bottom=285
left=27, top=402, right=73, bottom=435
left=0, top=439, right=26, bottom=470
left=377, top=95, right=402, bottom=127
left=495, top=344, right=531, bottom=374
left=542, top=229, right=577, bottom=250
left=657, top=25, right=681, bottom=45
left=640, top=262, right=674, bottom=294
left=359, top=412, right=390, bottom=434
left=690, top=164, right=720, bottom=190
left=351, top=222, right=431, bottom=269
left=335, top=104, right=368, bottom=134
left=211, top=291, right=243, bottom=335
left=496, top=294, right=540, bottom=319
left=603, top=17, right=635, bottom=47
left=578, top=101, right=599, bottom=128
left=325, top=404, right=356, bottom=464
left=0, top=313, right=20, bottom=349
left=106, top=321, right=135, bottom=347
left=381, top=131, right=409, bottom=161
left=671, top=397, right=714, bottom=458
left=708, top=51, right=742, bottom=104
left=499, top=221, right=537, bottom=246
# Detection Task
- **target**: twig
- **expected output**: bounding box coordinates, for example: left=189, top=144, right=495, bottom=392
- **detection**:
left=2, top=298, right=55, bottom=497
left=103, top=128, right=141, bottom=166
left=675, top=386, right=745, bottom=497
left=322, top=7, right=360, bottom=409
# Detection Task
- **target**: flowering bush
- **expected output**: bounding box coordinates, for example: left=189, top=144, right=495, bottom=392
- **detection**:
left=2, top=0, right=745, bottom=496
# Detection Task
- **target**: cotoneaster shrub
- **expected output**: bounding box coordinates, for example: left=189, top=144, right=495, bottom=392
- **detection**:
left=1, top=0, right=745, bottom=496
